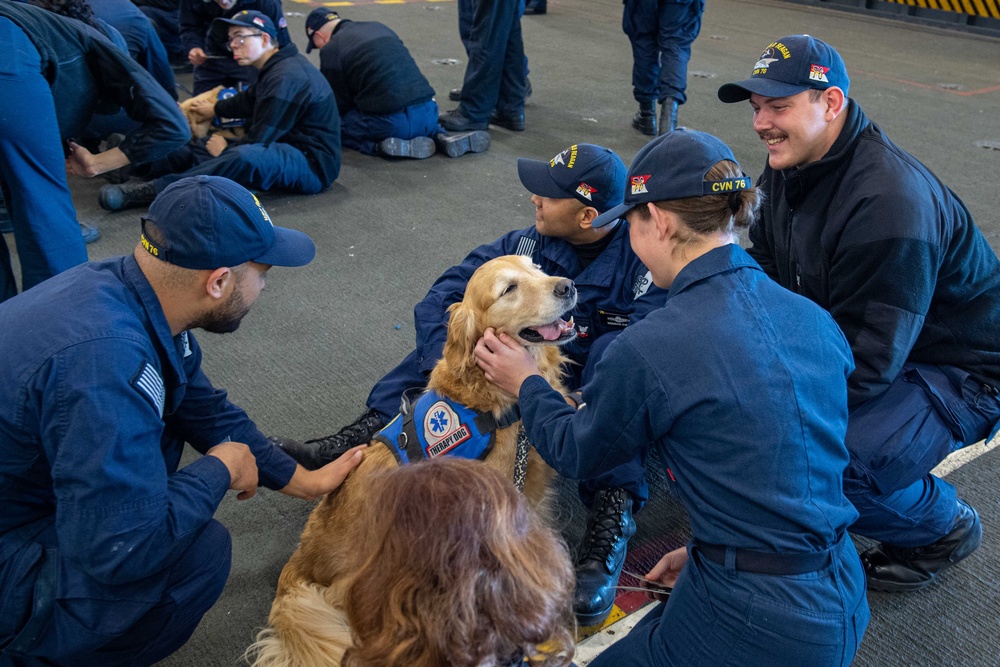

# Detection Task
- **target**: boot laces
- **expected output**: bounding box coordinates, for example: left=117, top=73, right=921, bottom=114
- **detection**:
left=577, top=488, right=630, bottom=566
left=307, top=409, right=384, bottom=452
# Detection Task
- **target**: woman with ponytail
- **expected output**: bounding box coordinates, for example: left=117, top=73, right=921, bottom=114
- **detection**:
left=475, top=129, right=870, bottom=666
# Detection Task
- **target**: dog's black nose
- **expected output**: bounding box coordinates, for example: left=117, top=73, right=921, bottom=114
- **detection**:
left=554, top=279, right=575, bottom=298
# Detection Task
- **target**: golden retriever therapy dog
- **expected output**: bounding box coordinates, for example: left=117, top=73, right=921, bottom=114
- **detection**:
left=248, top=255, right=580, bottom=667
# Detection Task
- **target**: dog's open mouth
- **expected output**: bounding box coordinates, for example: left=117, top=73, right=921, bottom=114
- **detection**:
left=519, top=315, right=577, bottom=344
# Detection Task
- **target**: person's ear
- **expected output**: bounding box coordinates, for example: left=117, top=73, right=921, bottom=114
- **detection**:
left=647, top=203, right=676, bottom=240
left=578, top=206, right=599, bottom=229
left=823, top=87, right=846, bottom=120
left=204, top=267, right=234, bottom=300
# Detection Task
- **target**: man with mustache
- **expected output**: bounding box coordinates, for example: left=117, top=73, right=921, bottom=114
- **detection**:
left=718, top=34, right=1000, bottom=593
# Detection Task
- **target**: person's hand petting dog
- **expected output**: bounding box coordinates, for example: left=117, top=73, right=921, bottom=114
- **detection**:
left=475, top=328, right=541, bottom=395
left=281, top=445, right=367, bottom=501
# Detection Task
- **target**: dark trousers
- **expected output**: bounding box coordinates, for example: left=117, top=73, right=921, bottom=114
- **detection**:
left=89, top=0, right=176, bottom=99
left=152, top=143, right=327, bottom=195
left=843, top=362, right=1000, bottom=547
left=365, top=331, right=649, bottom=509
left=137, top=5, right=185, bottom=62
left=1, top=521, right=231, bottom=666
left=341, top=100, right=443, bottom=155
left=622, top=0, right=704, bottom=105
left=590, top=538, right=868, bottom=666
left=0, top=19, right=87, bottom=304
left=458, top=0, right=529, bottom=84
left=456, top=0, right=527, bottom=122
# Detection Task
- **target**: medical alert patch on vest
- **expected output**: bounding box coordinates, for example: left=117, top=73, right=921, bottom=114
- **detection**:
left=373, top=391, right=495, bottom=464
left=131, top=361, right=165, bottom=417
left=423, top=401, right=472, bottom=456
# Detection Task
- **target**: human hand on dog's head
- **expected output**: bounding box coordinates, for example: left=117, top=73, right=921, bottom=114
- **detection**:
left=280, top=445, right=367, bottom=501
left=475, top=328, right=541, bottom=396
left=188, top=98, right=217, bottom=121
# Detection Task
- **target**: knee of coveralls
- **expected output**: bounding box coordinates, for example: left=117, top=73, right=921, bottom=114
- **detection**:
left=192, top=58, right=258, bottom=96
left=622, top=0, right=661, bottom=104
left=366, top=348, right=435, bottom=423
left=1, top=521, right=231, bottom=666
left=0, top=18, right=87, bottom=298
left=340, top=100, right=440, bottom=155
left=92, top=520, right=233, bottom=666
left=843, top=363, right=1000, bottom=546
left=652, top=0, right=704, bottom=105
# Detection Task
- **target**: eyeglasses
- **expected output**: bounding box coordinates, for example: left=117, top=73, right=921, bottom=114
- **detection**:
left=226, top=33, right=263, bottom=51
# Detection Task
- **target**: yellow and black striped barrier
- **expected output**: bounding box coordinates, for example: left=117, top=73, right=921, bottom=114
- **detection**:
left=882, top=0, right=999, bottom=19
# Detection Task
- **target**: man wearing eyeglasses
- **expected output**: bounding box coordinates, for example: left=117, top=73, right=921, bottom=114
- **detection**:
left=99, top=11, right=341, bottom=212
left=180, top=0, right=290, bottom=94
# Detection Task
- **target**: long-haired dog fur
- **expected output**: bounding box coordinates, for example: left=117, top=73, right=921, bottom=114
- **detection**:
left=248, top=255, right=580, bottom=667
left=179, top=85, right=246, bottom=140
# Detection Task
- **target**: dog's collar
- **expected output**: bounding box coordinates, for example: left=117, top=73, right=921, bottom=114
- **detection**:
left=373, top=389, right=520, bottom=467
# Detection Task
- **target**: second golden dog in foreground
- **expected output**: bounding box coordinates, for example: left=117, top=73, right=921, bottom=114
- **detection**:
left=249, top=255, right=582, bottom=666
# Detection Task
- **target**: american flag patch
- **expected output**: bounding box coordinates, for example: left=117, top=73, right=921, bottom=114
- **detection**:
left=132, top=361, right=165, bottom=417
left=515, top=236, right=536, bottom=257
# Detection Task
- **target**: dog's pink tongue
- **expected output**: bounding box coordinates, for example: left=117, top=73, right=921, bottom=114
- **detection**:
left=534, top=323, right=563, bottom=341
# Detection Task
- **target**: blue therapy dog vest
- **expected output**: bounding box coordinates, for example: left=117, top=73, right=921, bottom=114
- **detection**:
left=373, top=389, right=519, bottom=465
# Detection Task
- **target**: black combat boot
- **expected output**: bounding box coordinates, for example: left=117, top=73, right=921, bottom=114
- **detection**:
left=99, top=181, right=158, bottom=211
left=861, top=499, right=982, bottom=592
left=658, top=99, right=679, bottom=135
left=269, top=408, right=386, bottom=471
left=631, top=101, right=656, bottom=136
left=573, top=487, right=636, bottom=626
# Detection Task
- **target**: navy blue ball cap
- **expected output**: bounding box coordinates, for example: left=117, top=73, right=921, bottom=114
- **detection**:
left=210, top=10, right=278, bottom=46
left=141, top=176, right=315, bottom=270
left=718, top=34, right=849, bottom=103
left=517, top=144, right=627, bottom=214
left=592, top=129, right=751, bottom=228
left=304, top=7, right=339, bottom=52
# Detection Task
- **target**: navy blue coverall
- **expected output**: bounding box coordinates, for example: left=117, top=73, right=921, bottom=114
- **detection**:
left=0, top=2, right=188, bottom=304
left=454, top=0, right=526, bottom=123
left=88, top=0, right=176, bottom=99
left=366, top=222, right=667, bottom=506
left=179, top=0, right=290, bottom=94
left=516, top=245, right=870, bottom=666
left=0, top=256, right=298, bottom=664
left=139, top=43, right=341, bottom=195
left=622, top=0, right=704, bottom=106
left=133, top=0, right=185, bottom=63
left=317, top=19, right=441, bottom=155
left=750, top=100, right=1000, bottom=548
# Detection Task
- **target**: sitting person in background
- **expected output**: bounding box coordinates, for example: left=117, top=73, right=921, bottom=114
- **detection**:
left=180, top=0, right=289, bottom=94
left=0, top=0, right=188, bottom=302
left=304, top=8, right=489, bottom=159
left=99, top=11, right=340, bottom=211
left=249, top=457, right=576, bottom=667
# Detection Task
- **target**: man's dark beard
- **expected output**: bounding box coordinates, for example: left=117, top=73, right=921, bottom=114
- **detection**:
left=192, top=286, right=252, bottom=334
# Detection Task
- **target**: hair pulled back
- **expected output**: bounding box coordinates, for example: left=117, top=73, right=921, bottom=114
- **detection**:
left=635, top=160, right=762, bottom=240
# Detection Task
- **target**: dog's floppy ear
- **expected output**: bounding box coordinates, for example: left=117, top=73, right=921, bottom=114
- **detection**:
left=443, top=300, right=481, bottom=375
